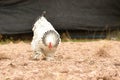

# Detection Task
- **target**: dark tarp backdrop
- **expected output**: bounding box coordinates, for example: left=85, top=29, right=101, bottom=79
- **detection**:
left=0, top=0, right=120, bottom=34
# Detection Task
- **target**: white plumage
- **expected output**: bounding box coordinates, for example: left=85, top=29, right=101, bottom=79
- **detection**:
left=31, top=15, right=61, bottom=60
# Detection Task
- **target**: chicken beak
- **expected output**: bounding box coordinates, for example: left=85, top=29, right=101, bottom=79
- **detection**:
left=48, top=42, right=52, bottom=49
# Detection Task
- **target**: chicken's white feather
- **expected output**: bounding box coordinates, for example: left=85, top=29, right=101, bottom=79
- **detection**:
left=31, top=15, right=61, bottom=60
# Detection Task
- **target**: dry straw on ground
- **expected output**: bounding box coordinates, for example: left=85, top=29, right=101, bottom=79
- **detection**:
left=0, top=40, right=120, bottom=80
left=94, top=41, right=111, bottom=58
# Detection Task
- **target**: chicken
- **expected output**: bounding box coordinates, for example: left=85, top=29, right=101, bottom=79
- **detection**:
left=31, top=12, right=61, bottom=60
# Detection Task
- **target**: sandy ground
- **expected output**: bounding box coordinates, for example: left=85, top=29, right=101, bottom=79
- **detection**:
left=0, top=40, right=120, bottom=80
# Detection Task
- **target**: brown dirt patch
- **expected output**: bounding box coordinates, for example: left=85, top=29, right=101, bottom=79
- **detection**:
left=0, top=40, right=120, bottom=80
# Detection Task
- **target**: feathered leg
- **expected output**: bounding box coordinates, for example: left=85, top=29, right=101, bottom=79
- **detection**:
left=32, top=49, right=45, bottom=60
left=45, top=52, right=55, bottom=61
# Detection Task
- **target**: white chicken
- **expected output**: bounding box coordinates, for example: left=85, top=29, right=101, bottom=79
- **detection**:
left=31, top=12, right=61, bottom=60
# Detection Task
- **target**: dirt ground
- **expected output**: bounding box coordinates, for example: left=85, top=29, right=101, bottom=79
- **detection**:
left=0, top=40, right=120, bottom=80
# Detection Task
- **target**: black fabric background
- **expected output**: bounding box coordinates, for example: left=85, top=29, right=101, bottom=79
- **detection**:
left=0, top=0, right=120, bottom=34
